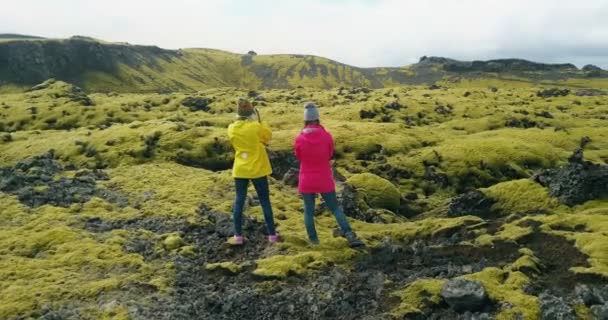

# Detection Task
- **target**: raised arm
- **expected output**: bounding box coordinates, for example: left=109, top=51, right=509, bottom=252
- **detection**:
left=258, top=122, right=272, bottom=145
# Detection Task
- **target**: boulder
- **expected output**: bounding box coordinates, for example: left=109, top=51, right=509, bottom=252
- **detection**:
left=345, top=173, right=400, bottom=213
left=441, top=278, right=488, bottom=312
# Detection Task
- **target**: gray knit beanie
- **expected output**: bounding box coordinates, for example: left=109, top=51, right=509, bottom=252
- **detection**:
left=303, top=102, right=320, bottom=121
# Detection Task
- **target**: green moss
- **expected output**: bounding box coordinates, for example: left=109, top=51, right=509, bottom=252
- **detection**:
left=507, top=249, right=542, bottom=274
left=105, top=162, right=234, bottom=217
left=0, top=79, right=607, bottom=317
left=205, top=262, right=243, bottom=274
left=346, top=173, right=400, bottom=212
left=482, top=179, right=560, bottom=214
left=464, top=267, right=539, bottom=319
left=254, top=249, right=358, bottom=279
left=163, top=233, right=184, bottom=250
left=536, top=208, right=608, bottom=277
left=356, top=216, right=483, bottom=244
left=574, top=303, right=594, bottom=320
left=0, top=205, right=159, bottom=318
left=474, top=219, right=533, bottom=246
left=389, top=278, right=446, bottom=317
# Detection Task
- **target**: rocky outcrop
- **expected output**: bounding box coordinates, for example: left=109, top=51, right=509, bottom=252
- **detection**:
left=0, top=36, right=175, bottom=87
left=429, top=57, right=579, bottom=73
left=536, top=88, right=570, bottom=98
left=27, top=79, right=94, bottom=106
left=181, top=96, right=212, bottom=112
left=2, top=36, right=606, bottom=93
left=447, top=190, right=496, bottom=218
left=0, top=152, right=126, bottom=207
left=533, top=149, right=608, bottom=206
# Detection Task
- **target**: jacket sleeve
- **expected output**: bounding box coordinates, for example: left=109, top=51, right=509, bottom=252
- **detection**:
left=327, top=132, right=334, bottom=160
left=258, top=122, right=272, bottom=145
left=294, top=135, right=302, bottom=161
left=227, top=124, right=234, bottom=142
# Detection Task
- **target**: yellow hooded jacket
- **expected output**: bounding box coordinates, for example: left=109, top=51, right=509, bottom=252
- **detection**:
left=227, top=120, right=273, bottom=178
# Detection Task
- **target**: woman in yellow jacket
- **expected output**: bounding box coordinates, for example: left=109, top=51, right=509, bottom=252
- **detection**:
left=227, top=98, right=279, bottom=245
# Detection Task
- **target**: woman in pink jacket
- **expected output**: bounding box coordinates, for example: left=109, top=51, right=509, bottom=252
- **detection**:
left=294, top=102, right=364, bottom=247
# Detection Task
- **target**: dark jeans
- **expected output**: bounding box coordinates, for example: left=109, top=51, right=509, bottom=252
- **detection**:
left=302, top=191, right=352, bottom=242
left=233, top=177, right=276, bottom=236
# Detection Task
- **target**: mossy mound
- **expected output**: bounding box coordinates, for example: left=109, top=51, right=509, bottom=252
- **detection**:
left=345, top=173, right=400, bottom=213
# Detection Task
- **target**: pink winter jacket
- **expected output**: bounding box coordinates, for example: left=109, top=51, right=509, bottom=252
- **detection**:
left=294, top=125, right=336, bottom=194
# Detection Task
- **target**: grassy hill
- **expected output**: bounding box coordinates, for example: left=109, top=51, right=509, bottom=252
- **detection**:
left=1, top=35, right=606, bottom=93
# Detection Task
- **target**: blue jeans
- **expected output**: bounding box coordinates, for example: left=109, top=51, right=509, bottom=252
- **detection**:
left=302, top=192, right=352, bottom=242
left=233, top=177, right=276, bottom=236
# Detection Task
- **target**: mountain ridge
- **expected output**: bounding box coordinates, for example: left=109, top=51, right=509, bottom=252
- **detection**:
left=0, top=34, right=606, bottom=92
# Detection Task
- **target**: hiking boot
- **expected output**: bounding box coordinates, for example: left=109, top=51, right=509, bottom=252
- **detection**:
left=268, top=233, right=281, bottom=244
left=344, top=232, right=365, bottom=248
left=232, top=235, right=244, bottom=245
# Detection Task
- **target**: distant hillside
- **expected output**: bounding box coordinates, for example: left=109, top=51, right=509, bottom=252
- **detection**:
left=0, top=35, right=606, bottom=92
left=0, top=34, right=46, bottom=40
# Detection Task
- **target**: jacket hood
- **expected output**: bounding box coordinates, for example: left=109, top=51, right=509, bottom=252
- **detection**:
left=300, top=125, right=325, bottom=138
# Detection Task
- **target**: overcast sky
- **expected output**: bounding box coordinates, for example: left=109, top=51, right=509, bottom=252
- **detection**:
left=2, top=0, right=608, bottom=68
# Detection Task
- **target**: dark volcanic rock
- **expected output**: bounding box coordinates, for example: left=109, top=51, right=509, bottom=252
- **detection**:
left=535, top=111, right=553, bottom=119
left=505, top=117, right=538, bottom=129
left=424, top=165, right=449, bottom=187
left=181, top=96, right=212, bottom=112
left=0, top=37, right=176, bottom=88
left=575, top=284, right=606, bottom=307
left=359, top=109, right=377, bottom=119
left=590, top=304, right=608, bottom=319
left=384, top=101, right=403, bottom=110
left=0, top=151, right=125, bottom=207
left=268, top=150, right=299, bottom=183
left=533, top=149, right=608, bottom=206
left=536, top=88, right=570, bottom=98
left=539, top=292, right=576, bottom=320
left=575, top=89, right=606, bottom=96
left=281, top=167, right=299, bottom=187
left=448, top=190, right=496, bottom=218
left=441, top=278, right=488, bottom=312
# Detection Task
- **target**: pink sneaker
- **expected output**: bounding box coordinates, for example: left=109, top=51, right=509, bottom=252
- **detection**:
left=233, top=235, right=244, bottom=245
left=268, top=233, right=281, bottom=244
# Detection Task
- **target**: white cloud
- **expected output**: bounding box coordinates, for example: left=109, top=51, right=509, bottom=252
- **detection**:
left=2, top=0, right=607, bottom=68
